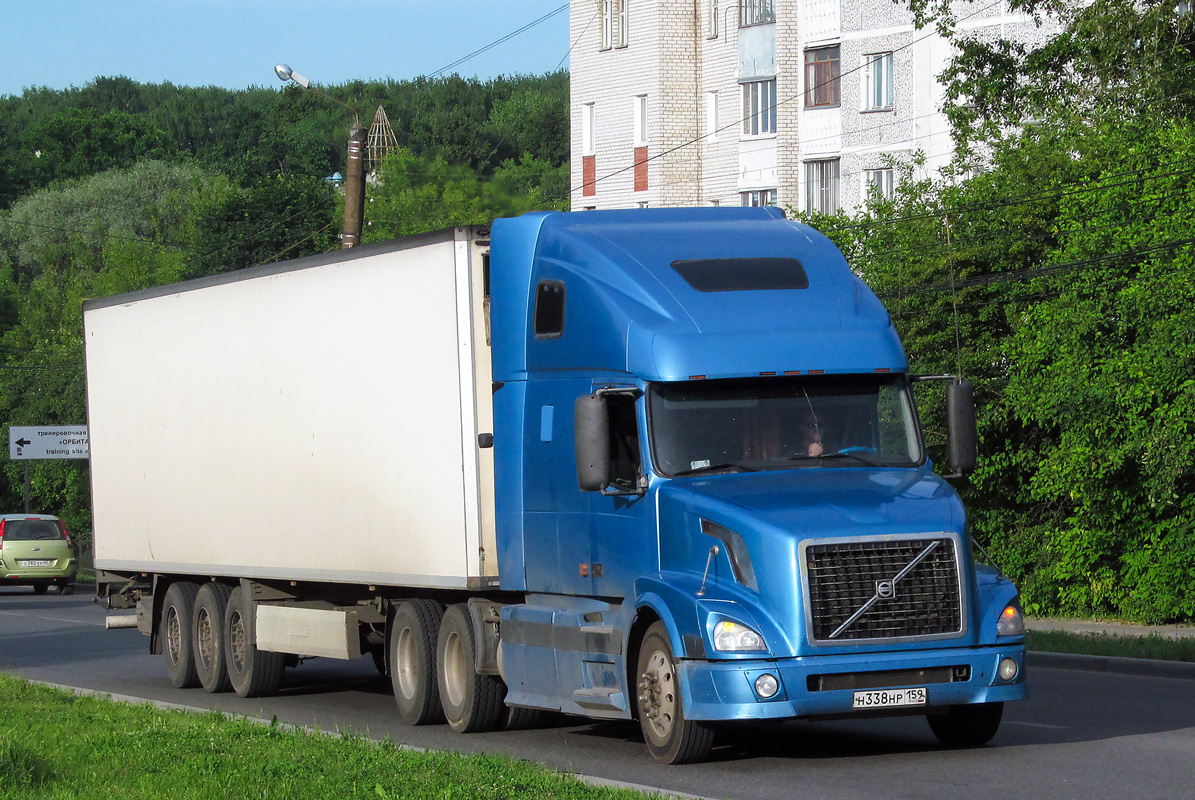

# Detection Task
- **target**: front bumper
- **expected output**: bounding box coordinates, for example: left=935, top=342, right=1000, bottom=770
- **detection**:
left=679, top=643, right=1027, bottom=722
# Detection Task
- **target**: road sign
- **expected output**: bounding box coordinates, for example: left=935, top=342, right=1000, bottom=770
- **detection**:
left=8, top=426, right=89, bottom=460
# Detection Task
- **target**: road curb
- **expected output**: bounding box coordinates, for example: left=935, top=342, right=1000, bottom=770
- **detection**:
left=1029, top=650, right=1195, bottom=680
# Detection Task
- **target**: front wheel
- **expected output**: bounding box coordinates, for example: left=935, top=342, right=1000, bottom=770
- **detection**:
left=927, top=702, right=1004, bottom=747
left=635, top=622, right=714, bottom=764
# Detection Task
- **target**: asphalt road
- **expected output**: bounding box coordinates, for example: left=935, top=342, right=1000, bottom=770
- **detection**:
left=1, top=586, right=1192, bottom=800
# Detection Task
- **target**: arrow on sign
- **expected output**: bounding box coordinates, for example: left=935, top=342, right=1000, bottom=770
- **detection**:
left=15, top=438, right=30, bottom=448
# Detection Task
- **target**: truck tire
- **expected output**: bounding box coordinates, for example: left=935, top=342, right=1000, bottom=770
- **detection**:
left=192, top=582, right=233, bottom=693
left=636, top=622, right=714, bottom=764
left=224, top=586, right=286, bottom=698
left=436, top=603, right=504, bottom=733
left=161, top=581, right=201, bottom=689
left=502, top=704, right=545, bottom=731
left=390, top=599, right=445, bottom=725
left=927, top=702, right=1004, bottom=747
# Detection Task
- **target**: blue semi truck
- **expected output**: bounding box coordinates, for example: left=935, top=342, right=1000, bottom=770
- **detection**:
left=86, top=207, right=1026, bottom=764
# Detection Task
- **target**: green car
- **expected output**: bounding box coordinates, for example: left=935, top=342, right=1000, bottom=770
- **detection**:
left=0, top=514, right=77, bottom=594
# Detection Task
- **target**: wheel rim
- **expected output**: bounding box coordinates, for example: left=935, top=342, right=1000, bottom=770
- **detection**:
left=443, top=629, right=467, bottom=707
left=228, top=610, right=246, bottom=673
left=165, top=607, right=183, bottom=666
left=396, top=627, right=418, bottom=702
left=196, top=609, right=215, bottom=669
left=639, top=647, right=677, bottom=743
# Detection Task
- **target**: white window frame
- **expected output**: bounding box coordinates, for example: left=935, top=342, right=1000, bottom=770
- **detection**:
left=741, top=78, right=778, bottom=137
left=617, top=0, right=628, bottom=47
left=706, top=90, right=720, bottom=141
left=600, top=0, right=613, bottom=50
left=740, top=189, right=776, bottom=207
left=708, top=0, right=720, bottom=38
left=865, top=168, right=895, bottom=201
left=805, top=159, right=840, bottom=214
left=633, top=94, right=648, bottom=147
left=862, top=52, right=894, bottom=111
left=582, top=103, right=596, bottom=156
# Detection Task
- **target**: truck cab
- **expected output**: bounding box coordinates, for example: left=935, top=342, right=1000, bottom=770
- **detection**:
left=488, top=207, right=1026, bottom=762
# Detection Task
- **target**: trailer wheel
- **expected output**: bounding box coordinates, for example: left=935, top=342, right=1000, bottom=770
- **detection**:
left=635, top=622, right=714, bottom=764
left=390, top=599, right=445, bottom=725
left=162, top=581, right=201, bottom=688
left=193, top=582, right=233, bottom=693
left=927, top=702, right=1004, bottom=747
left=224, top=587, right=285, bottom=698
left=502, top=705, right=546, bottom=731
left=436, top=603, right=504, bottom=733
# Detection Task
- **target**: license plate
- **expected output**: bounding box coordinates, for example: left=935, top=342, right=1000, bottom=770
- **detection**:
left=20, top=560, right=55, bottom=567
left=853, top=687, right=927, bottom=709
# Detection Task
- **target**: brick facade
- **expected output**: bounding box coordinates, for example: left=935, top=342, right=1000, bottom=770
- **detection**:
left=570, top=0, right=1057, bottom=213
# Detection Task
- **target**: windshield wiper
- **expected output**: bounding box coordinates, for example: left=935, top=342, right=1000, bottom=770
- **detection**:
left=672, top=462, right=759, bottom=477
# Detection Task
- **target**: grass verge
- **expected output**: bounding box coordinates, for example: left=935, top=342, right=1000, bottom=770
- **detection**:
left=0, top=675, right=654, bottom=800
left=1026, top=629, right=1195, bottom=663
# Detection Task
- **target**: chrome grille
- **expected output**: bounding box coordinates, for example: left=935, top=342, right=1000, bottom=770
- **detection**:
left=804, top=537, right=963, bottom=642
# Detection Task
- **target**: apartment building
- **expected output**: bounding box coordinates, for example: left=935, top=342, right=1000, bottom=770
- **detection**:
left=569, top=0, right=1054, bottom=212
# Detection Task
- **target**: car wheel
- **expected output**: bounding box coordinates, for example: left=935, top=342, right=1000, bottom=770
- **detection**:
left=636, top=621, right=714, bottom=764
left=436, top=603, right=504, bottom=733
left=223, top=586, right=286, bottom=698
left=192, top=582, right=233, bottom=693
left=391, top=599, right=446, bottom=725
left=927, top=702, right=1004, bottom=747
left=32, top=583, right=48, bottom=595
left=161, top=581, right=201, bottom=689
left=57, top=582, right=75, bottom=595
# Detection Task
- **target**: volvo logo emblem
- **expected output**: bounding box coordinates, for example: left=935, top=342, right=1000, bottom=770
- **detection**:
left=876, top=579, right=896, bottom=599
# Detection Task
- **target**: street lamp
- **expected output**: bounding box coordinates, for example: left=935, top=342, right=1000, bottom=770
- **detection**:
left=275, top=63, right=366, bottom=249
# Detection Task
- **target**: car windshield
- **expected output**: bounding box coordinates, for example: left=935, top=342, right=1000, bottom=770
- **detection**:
left=3, top=519, right=64, bottom=541
left=648, top=374, right=924, bottom=477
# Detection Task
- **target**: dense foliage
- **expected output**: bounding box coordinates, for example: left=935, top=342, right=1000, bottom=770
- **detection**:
left=798, top=1, right=1195, bottom=622
left=0, top=73, right=570, bottom=531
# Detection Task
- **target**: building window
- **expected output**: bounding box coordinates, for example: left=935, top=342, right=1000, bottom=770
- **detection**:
left=581, top=103, right=596, bottom=156
left=709, top=0, right=720, bottom=38
left=862, top=52, right=894, bottom=111
left=706, top=90, right=720, bottom=140
left=806, top=159, right=840, bottom=214
left=740, top=0, right=775, bottom=27
left=865, top=168, right=895, bottom=200
left=740, top=189, right=776, bottom=207
left=633, top=94, right=648, bottom=147
left=805, top=46, right=841, bottom=108
left=741, top=79, right=778, bottom=136
left=600, top=0, right=628, bottom=49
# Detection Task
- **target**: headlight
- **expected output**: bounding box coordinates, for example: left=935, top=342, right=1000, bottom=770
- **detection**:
left=997, top=600, right=1026, bottom=636
left=713, top=620, right=766, bottom=651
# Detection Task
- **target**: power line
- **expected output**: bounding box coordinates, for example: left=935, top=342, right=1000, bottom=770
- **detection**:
left=427, top=4, right=570, bottom=79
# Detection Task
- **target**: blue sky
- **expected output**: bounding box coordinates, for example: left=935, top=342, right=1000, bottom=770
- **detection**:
left=0, top=1, right=571, bottom=98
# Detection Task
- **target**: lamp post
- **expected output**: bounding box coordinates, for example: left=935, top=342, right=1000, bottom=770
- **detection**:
left=274, top=63, right=367, bottom=249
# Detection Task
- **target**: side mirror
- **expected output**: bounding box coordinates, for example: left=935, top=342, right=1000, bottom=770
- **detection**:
left=947, top=379, right=977, bottom=475
left=575, top=393, right=609, bottom=492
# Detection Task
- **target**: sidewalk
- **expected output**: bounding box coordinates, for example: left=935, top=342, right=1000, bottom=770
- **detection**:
left=1025, top=616, right=1195, bottom=680
left=1025, top=617, right=1195, bottom=640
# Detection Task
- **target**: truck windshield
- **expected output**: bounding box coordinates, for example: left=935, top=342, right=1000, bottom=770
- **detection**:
left=647, top=374, right=924, bottom=477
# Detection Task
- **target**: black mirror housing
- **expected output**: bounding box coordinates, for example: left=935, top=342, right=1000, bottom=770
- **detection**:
left=575, top=393, right=609, bottom=492
left=947, top=379, right=977, bottom=475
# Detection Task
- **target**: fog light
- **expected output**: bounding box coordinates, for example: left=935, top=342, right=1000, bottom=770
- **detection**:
left=754, top=673, right=779, bottom=699
left=998, top=657, right=1019, bottom=682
